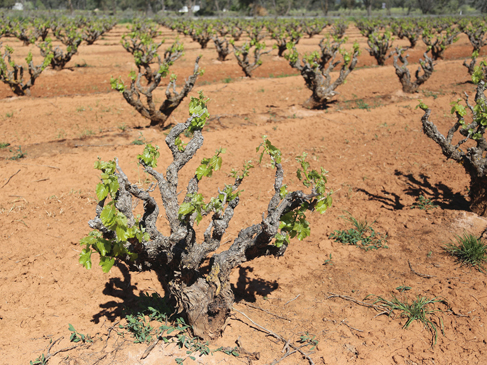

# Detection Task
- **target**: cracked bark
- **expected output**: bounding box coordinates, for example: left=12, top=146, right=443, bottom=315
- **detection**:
left=288, top=45, right=359, bottom=109
left=88, top=112, right=328, bottom=339
left=420, top=82, right=487, bottom=216
left=392, top=47, right=434, bottom=93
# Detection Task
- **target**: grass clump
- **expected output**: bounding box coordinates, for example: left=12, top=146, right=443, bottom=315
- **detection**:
left=329, top=211, right=388, bottom=251
left=411, top=195, right=438, bottom=210
left=374, top=295, right=444, bottom=347
left=8, top=146, right=26, bottom=160
left=444, top=233, right=487, bottom=272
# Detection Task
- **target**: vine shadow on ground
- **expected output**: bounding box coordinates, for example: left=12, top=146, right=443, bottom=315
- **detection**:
left=355, top=187, right=405, bottom=210
left=92, top=263, right=279, bottom=323
left=356, top=170, right=469, bottom=211
left=92, top=261, right=140, bottom=324
left=394, top=170, right=470, bottom=210
left=232, top=266, right=279, bottom=303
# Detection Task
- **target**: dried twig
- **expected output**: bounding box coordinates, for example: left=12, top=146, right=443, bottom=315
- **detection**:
left=74, top=144, right=117, bottom=148
left=270, top=348, right=298, bottom=364
left=285, top=294, right=300, bottom=306
left=104, top=320, right=120, bottom=350
left=34, top=178, right=49, bottom=182
left=232, top=308, right=315, bottom=365
left=340, top=319, right=363, bottom=332
left=239, top=302, right=291, bottom=321
left=140, top=336, right=161, bottom=360
left=209, top=85, right=228, bottom=92
left=44, top=336, right=85, bottom=362
left=470, top=294, right=486, bottom=311
left=1, top=169, right=20, bottom=188
left=408, top=260, right=436, bottom=278
left=326, top=293, right=384, bottom=309
left=18, top=163, right=60, bottom=170
left=337, top=110, right=365, bottom=123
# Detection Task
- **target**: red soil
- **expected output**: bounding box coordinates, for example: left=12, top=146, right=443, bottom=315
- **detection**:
left=0, top=25, right=486, bottom=365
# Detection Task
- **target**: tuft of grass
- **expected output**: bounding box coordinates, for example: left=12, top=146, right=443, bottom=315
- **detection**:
left=79, top=129, right=95, bottom=138
left=329, top=211, right=388, bottom=251
left=118, top=123, right=128, bottom=132
left=356, top=99, right=370, bottom=111
left=0, top=142, right=10, bottom=149
left=444, top=233, right=487, bottom=272
left=8, top=146, right=26, bottom=160
left=374, top=295, right=444, bottom=347
left=222, top=77, right=233, bottom=83
left=411, top=195, right=438, bottom=210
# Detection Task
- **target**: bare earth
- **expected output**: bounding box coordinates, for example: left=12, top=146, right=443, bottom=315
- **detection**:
left=1, top=25, right=487, bottom=365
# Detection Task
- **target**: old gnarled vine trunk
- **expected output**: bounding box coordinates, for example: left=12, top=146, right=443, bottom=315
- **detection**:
left=420, top=81, right=487, bottom=217
left=82, top=97, right=332, bottom=339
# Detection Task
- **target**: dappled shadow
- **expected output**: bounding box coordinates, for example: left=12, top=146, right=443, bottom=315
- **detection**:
left=394, top=170, right=470, bottom=211
left=356, top=187, right=405, bottom=210
left=232, top=266, right=279, bottom=303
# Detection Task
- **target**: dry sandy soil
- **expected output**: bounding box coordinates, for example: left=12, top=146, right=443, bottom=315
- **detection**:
left=1, top=23, right=487, bottom=365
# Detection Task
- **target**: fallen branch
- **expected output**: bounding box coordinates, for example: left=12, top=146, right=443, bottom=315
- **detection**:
left=232, top=308, right=315, bottom=365
left=1, top=169, right=20, bottom=188
left=44, top=336, right=85, bottom=363
left=408, top=260, right=436, bottom=278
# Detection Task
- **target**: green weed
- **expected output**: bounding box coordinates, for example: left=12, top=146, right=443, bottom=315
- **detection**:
left=411, top=195, right=438, bottom=210
left=222, top=77, right=233, bottom=83
left=323, top=254, right=333, bottom=266
left=444, top=233, right=487, bottom=272
left=8, top=146, right=26, bottom=160
left=0, top=142, right=10, bottom=149
left=56, top=129, right=66, bottom=139
left=356, top=99, right=370, bottom=111
left=298, top=332, right=318, bottom=351
left=29, top=354, right=47, bottom=365
left=132, top=132, right=149, bottom=145
left=374, top=295, right=445, bottom=346
left=116, top=292, right=247, bottom=363
left=120, top=313, right=154, bottom=343
left=79, top=129, right=95, bottom=138
left=68, top=324, right=93, bottom=343
left=396, top=285, right=411, bottom=292
left=329, top=211, right=388, bottom=251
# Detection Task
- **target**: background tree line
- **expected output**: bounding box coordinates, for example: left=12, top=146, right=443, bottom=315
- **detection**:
left=0, top=0, right=485, bottom=18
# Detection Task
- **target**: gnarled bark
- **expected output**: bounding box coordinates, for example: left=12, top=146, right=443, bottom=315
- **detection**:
left=212, top=36, right=231, bottom=61
left=122, top=56, right=201, bottom=128
left=287, top=43, right=359, bottom=109
left=392, top=47, right=434, bottom=93
left=420, top=82, right=487, bottom=216
left=231, top=41, right=271, bottom=78
left=85, top=109, right=331, bottom=339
